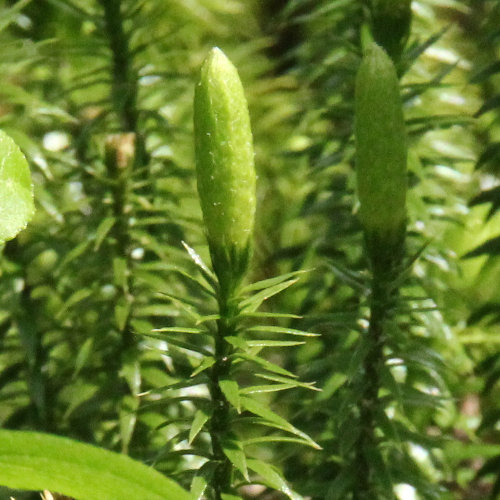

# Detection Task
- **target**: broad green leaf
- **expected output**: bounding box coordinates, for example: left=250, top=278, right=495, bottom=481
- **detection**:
left=0, top=128, right=33, bottom=242
left=221, top=495, right=242, bottom=500
left=0, top=430, right=193, bottom=500
left=189, top=408, right=210, bottom=444
left=220, top=378, right=240, bottom=412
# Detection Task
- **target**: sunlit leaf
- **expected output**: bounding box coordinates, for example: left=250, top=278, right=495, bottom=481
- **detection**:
left=189, top=408, right=210, bottom=445
left=222, top=437, right=248, bottom=481
left=191, top=356, right=215, bottom=377
left=240, top=396, right=320, bottom=449
left=0, top=430, right=193, bottom=500
left=247, top=458, right=303, bottom=500
left=246, top=325, right=319, bottom=337
left=220, top=378, right=240, bottom=412
left=0, top=130, right=34, bottom=242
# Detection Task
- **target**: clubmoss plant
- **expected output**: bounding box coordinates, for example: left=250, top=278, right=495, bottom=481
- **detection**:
left=353, top=42, right=407, bottom=498
left=194, top=47, right=255, bottom=497
left=0, top=1, right=494, bottom=499
left=187, top=47, right=317, bottom=499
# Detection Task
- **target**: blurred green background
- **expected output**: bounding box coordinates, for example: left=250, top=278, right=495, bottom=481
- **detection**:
left=1, top=0, right=500, bottom=499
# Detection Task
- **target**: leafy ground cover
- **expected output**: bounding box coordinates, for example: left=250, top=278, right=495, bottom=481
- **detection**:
left=0, top=1, right=499, bottom=499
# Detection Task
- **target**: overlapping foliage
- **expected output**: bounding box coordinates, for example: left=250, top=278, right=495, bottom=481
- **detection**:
left=0, top=1, right=499, bottom=499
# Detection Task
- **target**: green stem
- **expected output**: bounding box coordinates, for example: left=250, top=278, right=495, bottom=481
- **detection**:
left=106, top=134, right=135, bottom=349
left=105, top=134, right=137, bottom=454
left=208, top=293, right=237, bottom=499
left=99, top=0, right=138, bottom=133
left=4, top=241, right=51, bottom=432
left=354, top=268, right=395, bottom=500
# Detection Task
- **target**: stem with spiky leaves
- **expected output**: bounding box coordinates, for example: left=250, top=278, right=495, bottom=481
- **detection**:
left=194, top=47, right=256, bottom=498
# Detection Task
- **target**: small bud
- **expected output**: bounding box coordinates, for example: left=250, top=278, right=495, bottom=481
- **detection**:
left=355, top=43, right=407, bottom=271
left=194, top=48, right=256, bottom=291
left=369, top=0, right=412, bottom=62
left=105, top=133, right=136, bottom=172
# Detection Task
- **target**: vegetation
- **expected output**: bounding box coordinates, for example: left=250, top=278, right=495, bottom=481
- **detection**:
left=0, top=1, right=499, bottom=499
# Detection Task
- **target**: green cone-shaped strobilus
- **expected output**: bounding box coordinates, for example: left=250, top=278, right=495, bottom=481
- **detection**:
left=368, top=0, right=412, bottom=63
left=355, top=43, right=407, bottom=273
left=194, top=48, right=256, bottom=295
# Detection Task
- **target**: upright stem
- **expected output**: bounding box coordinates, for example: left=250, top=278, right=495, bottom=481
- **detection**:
left=3, top=241, right=51, bottom=432
left=99, top=0, right=141, bottom=349
left=105, top=134, right=137, bottom=453
left=106, top=134, right=136, bottom=347
left=98, top=0, right=144, bottom=453
left=208, top=292, right=237, bottom=499
left=354, top=269, right=394, bottom=500
left=99, top=0, right=138, bottom=133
